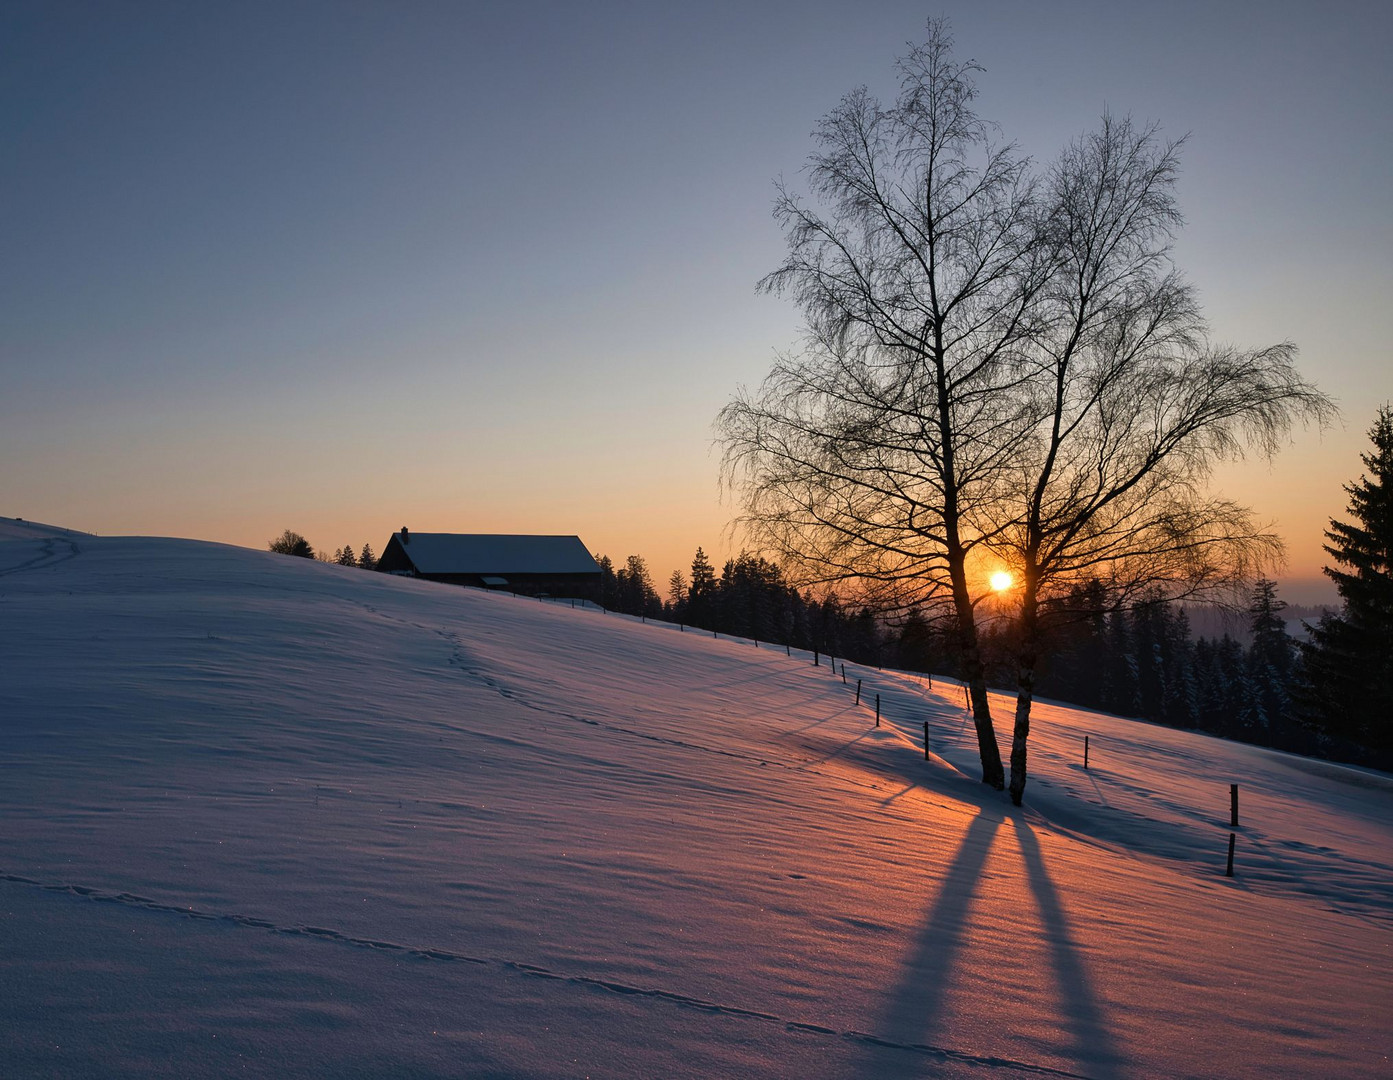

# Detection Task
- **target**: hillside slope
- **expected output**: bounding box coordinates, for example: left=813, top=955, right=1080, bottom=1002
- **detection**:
left=1, top=521, right=1389, bottom=1078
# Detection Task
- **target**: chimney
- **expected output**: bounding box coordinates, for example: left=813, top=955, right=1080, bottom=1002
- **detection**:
left=401, top=526, right=409, bottom=544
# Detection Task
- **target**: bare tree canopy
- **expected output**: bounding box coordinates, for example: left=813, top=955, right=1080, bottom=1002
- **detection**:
left=987, top=113, right=1333, bottom=803
left=721, top=19, right=1053, bottom=789
left=719, top=20, right=1332, bottom=802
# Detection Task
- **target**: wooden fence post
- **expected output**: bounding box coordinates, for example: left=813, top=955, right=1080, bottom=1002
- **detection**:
left=1225, top=833, right=1236, bottom=877
left=856, top=679, right=862, bottom=705
left=923, top=721, right=929, bottom=760
left=1084, top=735, right=1090, bottom=769
left=875, top=694, right=880, bottom=727
left=1230, top=784, right=1239, bottom=828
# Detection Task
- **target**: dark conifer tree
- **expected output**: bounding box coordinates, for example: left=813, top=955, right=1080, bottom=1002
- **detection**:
left=1220, top=635, right=1254, bottom=735
left=615, top=555, right=661, bottom=617
left=1131, top=601, right=1168, bottom=722
left=667, top=570, right=687, bottom=621
left=687, top=548, right=717, bottom=627
left=1034, top=580, right=1108, bottom=710
left=1300, top=406, right=1393, bottom=754
left=717, top=558, right=750, bottom=639
left=1247, top=579, right=1294, bottom=736
left=790, top=590, right=812, bottom=651
left=358, top=543, right=376, bottom=570
left=1102, top=611, right=1138, bottom=717
left=896, top=609, right=937, bottom=674
left=1192, top=636, right=1221, bottom=731
left=595, top=555, right=618, bottom=610
left=1165, top=608, right=1200, bottom=729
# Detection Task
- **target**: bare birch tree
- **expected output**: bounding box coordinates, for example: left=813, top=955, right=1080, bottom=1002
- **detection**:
left=719, top=21, right=1046, bottom=789
left=986, top=115, right=1334, bottom=804
left=722, top=22, right=1333, bottom=803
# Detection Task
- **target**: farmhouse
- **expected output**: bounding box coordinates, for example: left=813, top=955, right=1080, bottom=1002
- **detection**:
left=375, top=528, right=602, bottom=597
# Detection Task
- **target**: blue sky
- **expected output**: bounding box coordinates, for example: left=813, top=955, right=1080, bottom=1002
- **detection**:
left=3, top=1, right=1389, bottom=600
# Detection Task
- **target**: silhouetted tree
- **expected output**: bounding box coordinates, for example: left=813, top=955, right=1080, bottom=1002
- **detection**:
left=719, top=21, right=1044, bottom=789
left=1165, top=608, right=1200, bottom=730
left=895, top=609, right=939, bottom=674
left=1299, top=406, right=1393, bottom=755
left=595, top=555, right=618, bottom=610
left=1246, top=579, right=1294, bottom=733
left=987, top=109, right=1331, bottom=803
left=1034, top=580, right=1109, bottom=710
left=666, top=570, right=687, bottom=620
left=615, top=555, right=661, bottom=617
left=687, top=548, right=717, bottom=627
left=269, top=530, right=314, bottom=559
left=1101, top=611, right=1139, bottom=719
left=358, top=543, right=377, bottom=570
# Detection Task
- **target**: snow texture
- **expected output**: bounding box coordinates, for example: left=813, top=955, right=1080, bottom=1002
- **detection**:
left=0, top=518, right=1389, bottom=1078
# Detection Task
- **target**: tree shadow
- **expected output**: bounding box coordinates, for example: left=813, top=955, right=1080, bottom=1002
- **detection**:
left=1015, top=820, right=1124, bottom=1078
left=864, top=810, right=1002, bottom=1076
left=859, top=812, right=1126, bottom=1078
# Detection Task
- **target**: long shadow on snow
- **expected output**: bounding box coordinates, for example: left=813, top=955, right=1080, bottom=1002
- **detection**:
left=856, top=808, right=1124, bottom=1079
left=853, top=673, right=1393, bottom=917
left=781, top=696, right=1125, bottom=1078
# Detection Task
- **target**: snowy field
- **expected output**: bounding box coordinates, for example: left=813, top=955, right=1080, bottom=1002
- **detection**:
left=1, top=517, right=1389, bottom=1078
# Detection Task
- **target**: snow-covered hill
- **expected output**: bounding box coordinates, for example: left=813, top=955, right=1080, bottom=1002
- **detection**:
left=1, top=520, right=1388, bottom=1078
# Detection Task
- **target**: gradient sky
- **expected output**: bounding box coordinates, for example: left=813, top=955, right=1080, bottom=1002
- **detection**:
left=4, top=1, right=1389, bottom=603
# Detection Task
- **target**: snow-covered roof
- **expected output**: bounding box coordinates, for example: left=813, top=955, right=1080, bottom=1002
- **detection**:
left=391, top=532, right=600, bottom=576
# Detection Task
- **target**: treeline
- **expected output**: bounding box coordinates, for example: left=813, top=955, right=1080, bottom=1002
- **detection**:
left=327, top=542, right=377, bottom=569
left=268, top=530, right=376, bottom=569
left=1005, top=578, right=1389, bottom=769
left=995, top=580, right=1327, bottom=756
left=594, top=549, right=926, bottom=669
left=596, top=548, right=1387, bottom=769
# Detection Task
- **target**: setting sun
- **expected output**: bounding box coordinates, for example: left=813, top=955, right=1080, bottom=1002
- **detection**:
left=990, top=570, right=1013, bottom=592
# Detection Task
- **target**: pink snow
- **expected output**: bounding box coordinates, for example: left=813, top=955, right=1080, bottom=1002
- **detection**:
left=0, top=518, right=1388, bottom=1078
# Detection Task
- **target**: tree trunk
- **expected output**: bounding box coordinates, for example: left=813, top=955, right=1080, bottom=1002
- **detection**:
left=968, top=641, right=1005, bottom=790
left=951, top=566, right=1004, bottom=789
left=1009, top=593, right=1040, bottom=806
